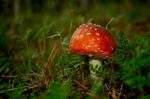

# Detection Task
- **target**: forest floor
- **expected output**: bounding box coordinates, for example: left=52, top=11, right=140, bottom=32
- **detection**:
left=0, top=2, right=150, bottom=99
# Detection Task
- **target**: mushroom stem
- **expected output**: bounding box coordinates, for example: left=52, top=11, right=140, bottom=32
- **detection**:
left=89, top=59, right=104, bottom=85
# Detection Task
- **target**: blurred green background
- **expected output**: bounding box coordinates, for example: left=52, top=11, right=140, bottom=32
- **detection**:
left=0, top=0, right=150, bottom=99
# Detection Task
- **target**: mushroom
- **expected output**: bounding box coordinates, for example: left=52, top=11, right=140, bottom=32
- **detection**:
left=69, top=23, right=116, bottom=84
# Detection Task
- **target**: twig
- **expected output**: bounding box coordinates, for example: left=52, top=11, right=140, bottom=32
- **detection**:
left=105, top=83, right=111, bottom=95
left=0, top=84, right=41, bottom=93
left=118, top=84, right=123, bottom=99
left=0, top=75, right=17, bottom=78
left=72, top=80, right=100, bottom=99
left=41, top=44, right=57, bottom=86
left=23, top=85, right=41, bottom=92
left=73, top=80, right=89, bottom=91
left=0, top=72, right=40, bottom=78
left=112, top=86, right=118, bottom=99
left=106, top=17, right=114, bottom=30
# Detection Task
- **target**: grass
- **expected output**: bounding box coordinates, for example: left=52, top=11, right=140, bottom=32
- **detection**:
left=0, top=1, right=150, bottom=99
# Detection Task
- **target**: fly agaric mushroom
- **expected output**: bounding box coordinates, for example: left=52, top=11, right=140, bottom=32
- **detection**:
left=69, top=23, right=116, bottom=83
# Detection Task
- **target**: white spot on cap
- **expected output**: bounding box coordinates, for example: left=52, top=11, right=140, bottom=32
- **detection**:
left=94, top=28, right=97, bottom=31
left=94, top=50, right=98, bottom=52
left=98, top=48, right=101, bottom=50
left=103, top=52, right=109, bottom=55
left=75, top=35, right=80, bottom=39
left=100, top=50, right=104, bottom=53
left=93, top=24, right=97, bottom=26
left=85, top=45, right=92, bottom=49
left=76, top=29, right=81, bottom=33
left=70, top=43, right=73, bottom=47
left=91, top=38, right=95, bottom=41
left=88, top=23, right=92, bottom=25
left=85, top=25, right=89, bottom=27
left=80, top=34, right=84, bottom=38
left=105, top=56, right=109, bottom=58
left=97, top=38, right=100, bottom=41
left=111, top=47, right=113, bottom=51
left=94, top=44, right=98, bottom=47
left=90, top=27, right=93, bottom=29
left=84, top=29, right=87, bottom=32
left=86, top=32, right=91, bottom=35
left=96, top=33, right=100, bottom=36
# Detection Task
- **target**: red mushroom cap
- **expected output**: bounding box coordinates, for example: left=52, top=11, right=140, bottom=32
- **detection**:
left=69, top=23, right=116, bottom=59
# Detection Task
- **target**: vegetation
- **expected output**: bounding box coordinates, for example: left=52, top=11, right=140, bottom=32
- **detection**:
left=0, top=0, right=150, bottom=98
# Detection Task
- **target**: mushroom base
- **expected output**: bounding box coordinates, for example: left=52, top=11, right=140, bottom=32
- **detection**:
left=89, top=59, right=104, bottom=85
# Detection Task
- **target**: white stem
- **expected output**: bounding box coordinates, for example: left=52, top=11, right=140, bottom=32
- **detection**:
left=89, top=59, right=103, bottom=84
